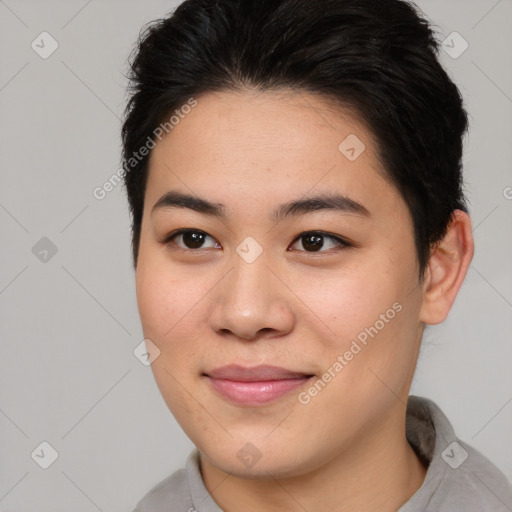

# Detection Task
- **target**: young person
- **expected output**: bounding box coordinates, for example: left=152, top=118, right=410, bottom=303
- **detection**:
left=121, top=0, right=512, bottom=510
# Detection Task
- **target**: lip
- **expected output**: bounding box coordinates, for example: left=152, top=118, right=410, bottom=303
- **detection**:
left=204, top=364, right=314, bottom=405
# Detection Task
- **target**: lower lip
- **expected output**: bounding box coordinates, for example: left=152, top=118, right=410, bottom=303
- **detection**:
left=205, top=376, right=312, bottom=405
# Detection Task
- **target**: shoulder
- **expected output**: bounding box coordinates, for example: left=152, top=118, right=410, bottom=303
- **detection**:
left=434, top=439, right=512, bottom=511
left=131, top=466, right=194, bottom=512
left=403, top=396, right=512, bottom=511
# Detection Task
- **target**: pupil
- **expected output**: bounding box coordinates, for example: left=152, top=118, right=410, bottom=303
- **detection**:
left=183, top=231, right=205, bottom=249
left=303, top=233, right=323, bottom=252
left=180, top=232, right=326, bottom=251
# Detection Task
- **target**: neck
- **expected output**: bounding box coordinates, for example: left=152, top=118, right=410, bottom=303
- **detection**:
left=200, top=401, right=428, bottom=512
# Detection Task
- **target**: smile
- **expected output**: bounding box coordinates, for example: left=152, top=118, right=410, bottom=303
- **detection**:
left=203, top=364, right=314, bottom=405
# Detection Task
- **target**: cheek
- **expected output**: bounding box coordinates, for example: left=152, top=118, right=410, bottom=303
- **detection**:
left=294, top=260, right=419, bottom=395
left=135, top=255, right=214, bottom=363
left=136, top=268, right=169, bottom=337
left=136, top=261, right=204, bottom=402
left=291, top=264, right=401, bottom=344
left=135, top=251, right=188, bottom=342
left=313, top=278, right=420, bottom=403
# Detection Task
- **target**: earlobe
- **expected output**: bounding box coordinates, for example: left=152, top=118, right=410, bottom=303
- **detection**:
left=419, top=210, right=474, bottom=325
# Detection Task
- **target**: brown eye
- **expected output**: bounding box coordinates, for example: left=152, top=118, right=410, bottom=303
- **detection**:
left=164, top=230, right=220, bottom=250
left=289, top=231, right=350, bottom=253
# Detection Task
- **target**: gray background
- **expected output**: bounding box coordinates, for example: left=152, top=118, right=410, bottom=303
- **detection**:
left=0, top=0, right=511, bottom=510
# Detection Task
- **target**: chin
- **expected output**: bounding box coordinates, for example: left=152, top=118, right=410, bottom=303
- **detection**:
left=198, top=438, right=324, bottom=480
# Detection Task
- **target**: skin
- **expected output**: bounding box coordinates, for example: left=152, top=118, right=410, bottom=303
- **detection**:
left=135, top=88, right=474, bottom=512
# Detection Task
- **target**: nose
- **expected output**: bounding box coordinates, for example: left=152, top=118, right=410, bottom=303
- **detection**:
left=208, top=254, right=296, bottom=341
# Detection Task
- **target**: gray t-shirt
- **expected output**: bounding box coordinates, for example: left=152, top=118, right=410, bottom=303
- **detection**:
left=131, top=395, right=512, bottom=511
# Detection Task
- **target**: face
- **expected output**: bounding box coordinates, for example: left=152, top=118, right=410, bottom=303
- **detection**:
left=136, top=89, right=426, bottom=478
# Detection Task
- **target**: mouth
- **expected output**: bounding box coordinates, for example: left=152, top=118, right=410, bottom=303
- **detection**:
left=203, top=364, right=315, bottom=406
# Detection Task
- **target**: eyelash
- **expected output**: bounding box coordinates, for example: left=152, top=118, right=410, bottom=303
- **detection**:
left=161, top=229, right=352, bottom=254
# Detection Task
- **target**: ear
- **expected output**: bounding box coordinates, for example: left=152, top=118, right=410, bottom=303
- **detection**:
left=419, top=209, right=474, bottom=325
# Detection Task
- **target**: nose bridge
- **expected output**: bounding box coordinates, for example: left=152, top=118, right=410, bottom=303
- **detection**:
left=232, top=249, right=270, bottom=300
left=226, top=234, right=275, bottom=304
left=208, top=244, right=295, bottom=340
left=225, top=248, right=275, bottom=316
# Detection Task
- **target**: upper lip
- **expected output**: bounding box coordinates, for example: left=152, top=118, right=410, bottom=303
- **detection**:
left=205, top=364, right=313, bottom=382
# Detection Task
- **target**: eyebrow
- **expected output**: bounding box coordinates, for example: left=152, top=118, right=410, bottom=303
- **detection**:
left=151, top=190, right=371, bottom=222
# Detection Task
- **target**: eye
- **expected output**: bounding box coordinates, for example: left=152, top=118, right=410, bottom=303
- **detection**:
left=161, top=229, right=351, bottom=253
left=288, top=231, right=350, bottom=253
left=163, top=229, right=221, bottom=250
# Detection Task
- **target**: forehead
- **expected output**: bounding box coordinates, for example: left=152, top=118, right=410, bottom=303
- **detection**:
left=150, top=88, right=377, bottom=166
left=144, top=89, right=403, bottom=222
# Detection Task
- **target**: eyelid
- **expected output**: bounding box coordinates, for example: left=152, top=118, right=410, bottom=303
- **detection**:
left=162, top=228, right=219, bottom=250
left=289, top=230, right=351, bottom=252
left=161, top=229, right=352, bottom=252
